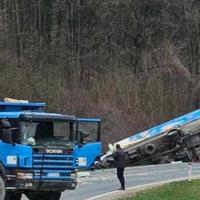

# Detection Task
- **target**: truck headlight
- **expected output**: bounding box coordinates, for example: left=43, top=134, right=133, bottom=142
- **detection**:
left=17, top=172, right=33, bottom=180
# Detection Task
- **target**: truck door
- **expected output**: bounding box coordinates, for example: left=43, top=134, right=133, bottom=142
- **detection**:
left=74, top=119, right=102, bottom=169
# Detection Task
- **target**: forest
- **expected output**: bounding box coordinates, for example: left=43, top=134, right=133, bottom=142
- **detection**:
left=0, top=0, right=199, bottom=149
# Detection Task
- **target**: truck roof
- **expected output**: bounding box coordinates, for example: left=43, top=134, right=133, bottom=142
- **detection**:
left=0, top=100, right=76, bottom=121
left=0, top=111, right=76, bottom=121
left=21, top=112, right=76, bottom=121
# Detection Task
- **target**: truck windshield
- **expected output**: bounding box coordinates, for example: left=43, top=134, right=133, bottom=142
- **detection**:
left=20, top=120, right=74, bottom=147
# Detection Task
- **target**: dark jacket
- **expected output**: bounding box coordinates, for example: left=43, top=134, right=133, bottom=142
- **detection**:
left=113, top=149, right=126, bottom=168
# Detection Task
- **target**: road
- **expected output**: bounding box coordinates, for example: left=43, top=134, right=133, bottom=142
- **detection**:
left=22, top=162, right=200, bottom=200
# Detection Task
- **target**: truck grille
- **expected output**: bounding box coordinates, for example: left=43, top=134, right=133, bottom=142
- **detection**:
left=33, top=153, right=74, bottom=180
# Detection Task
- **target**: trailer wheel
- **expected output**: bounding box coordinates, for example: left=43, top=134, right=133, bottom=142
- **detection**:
left=144, top=143, right=156, bottom=155
left=0, top=176, right=5, bottom=200
left=5, top=192, right=22, bottom=200
left=26, top=191, right=61, bottom=200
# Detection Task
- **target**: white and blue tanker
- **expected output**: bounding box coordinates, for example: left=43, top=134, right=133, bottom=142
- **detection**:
left=100, top=109, right=200, bottom=166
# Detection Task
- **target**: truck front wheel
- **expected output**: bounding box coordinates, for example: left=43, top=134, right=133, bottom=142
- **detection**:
left=0, top=176, right=5, bottom=200
left=26, top=191, right=61, bottom=200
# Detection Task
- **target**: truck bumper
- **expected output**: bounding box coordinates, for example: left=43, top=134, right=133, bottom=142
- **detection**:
left=7, top=180, right=77, bottom=192
left=5, top=169, right=77, bottom=192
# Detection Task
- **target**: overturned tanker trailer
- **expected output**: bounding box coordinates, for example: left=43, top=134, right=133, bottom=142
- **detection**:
left=98, top=109, right=200, bottom=167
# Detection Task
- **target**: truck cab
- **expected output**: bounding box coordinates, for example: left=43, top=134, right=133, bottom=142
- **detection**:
left=0, top=101, right=77, bottom=200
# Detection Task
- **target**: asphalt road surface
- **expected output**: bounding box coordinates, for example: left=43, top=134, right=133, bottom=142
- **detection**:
left=22, top=162, right=200, bottom=200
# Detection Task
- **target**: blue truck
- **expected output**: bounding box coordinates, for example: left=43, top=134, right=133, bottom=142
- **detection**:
left=0, top=100, right=77, bottom=200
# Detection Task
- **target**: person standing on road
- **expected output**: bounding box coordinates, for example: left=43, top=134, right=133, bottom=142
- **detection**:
left=113, top=144, right=126, bottom=190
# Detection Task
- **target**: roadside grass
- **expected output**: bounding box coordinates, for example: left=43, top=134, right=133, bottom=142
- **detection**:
left=120, top=180, right=200, bottom=200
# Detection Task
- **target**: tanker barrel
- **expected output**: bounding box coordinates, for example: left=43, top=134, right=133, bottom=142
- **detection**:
left=114, top=108, right=200, bottom=151
left=98, top=109, right=200, bottom=168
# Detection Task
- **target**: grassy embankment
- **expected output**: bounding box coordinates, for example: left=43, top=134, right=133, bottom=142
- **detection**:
left=120, top=180, right=200, bottom=200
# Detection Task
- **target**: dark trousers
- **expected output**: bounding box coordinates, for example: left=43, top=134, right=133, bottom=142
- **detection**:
left=117, top=168, right=125, bottom=188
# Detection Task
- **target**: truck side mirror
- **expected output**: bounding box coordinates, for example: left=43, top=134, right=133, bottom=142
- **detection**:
left=80, top=131, right=89, bottom=139
left=77, top=131, right=90, bottom=147
left=1, top=128, right=12, bottom=143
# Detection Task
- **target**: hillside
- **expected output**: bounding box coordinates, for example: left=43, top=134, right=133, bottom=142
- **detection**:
left=0, top=0, right=199, bottom=150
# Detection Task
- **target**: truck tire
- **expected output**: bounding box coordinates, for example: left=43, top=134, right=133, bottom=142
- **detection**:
left=144, top=143, right=156, bottom=155
left=0, top=176, right=5, bottom=200
left=5, top=192, right=22, bottom=200
left=26, top=191, right=61, bottom=200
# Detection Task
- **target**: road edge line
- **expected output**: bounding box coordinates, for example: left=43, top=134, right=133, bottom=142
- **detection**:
left=86, top=175, right=200, bottom=200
